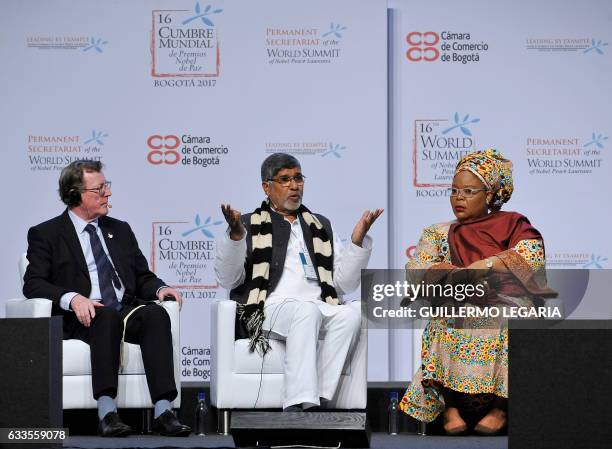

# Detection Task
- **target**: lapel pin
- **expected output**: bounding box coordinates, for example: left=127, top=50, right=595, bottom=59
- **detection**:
left=108, top=233, right=113, bottom=239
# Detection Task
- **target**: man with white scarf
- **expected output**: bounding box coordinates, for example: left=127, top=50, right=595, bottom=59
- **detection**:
left=215, top=153, right=382, bottom=411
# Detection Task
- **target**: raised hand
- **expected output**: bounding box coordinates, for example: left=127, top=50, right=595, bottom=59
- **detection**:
left=351, top=208, right=384, bottom=247
left=221, top=203, right=246, bottom=241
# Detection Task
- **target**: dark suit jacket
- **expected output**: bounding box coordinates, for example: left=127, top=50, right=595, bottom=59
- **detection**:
left=23, top=210, right=165, bottom=318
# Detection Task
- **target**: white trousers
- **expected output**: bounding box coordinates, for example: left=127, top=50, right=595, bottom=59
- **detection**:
left=262, top=298, right=362, bottom=409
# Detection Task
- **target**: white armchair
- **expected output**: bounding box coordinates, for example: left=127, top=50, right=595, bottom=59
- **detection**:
left=210, top=299, right=367, bottom=431
left=6, top=254, right=181, bottom=409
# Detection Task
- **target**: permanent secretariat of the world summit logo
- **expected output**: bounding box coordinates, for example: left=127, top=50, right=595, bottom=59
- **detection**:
left=525, top=131, right=606, bottom=176
left=265, top=22, right=348, bottom=65
left=413, top=112, right=480, bottom=194
left=26, top=129, right=109, bottom=172
left=151, top=2, right=223, bottom=86
left=151, top=214, right=222, bottom=294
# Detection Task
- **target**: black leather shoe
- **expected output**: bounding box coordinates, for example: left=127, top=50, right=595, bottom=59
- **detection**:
left=152, top=410, right=191, bottom=437
left=97, top=411, right=132, bottom=437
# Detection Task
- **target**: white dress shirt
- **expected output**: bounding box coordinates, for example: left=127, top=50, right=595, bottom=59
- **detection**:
left=214, top=215, right=372, bottom=314
left=59, top=210, right=125, bottom=311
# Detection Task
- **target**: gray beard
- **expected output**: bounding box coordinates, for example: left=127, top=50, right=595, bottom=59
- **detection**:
left=282, top=198, right=302, bottom=211
left=270, top=197, right=302, bottom=213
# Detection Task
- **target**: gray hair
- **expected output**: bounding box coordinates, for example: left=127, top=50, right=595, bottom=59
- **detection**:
left=59, top=159, right=104, bottom=207
left=260, top=153, right=301, bottom=182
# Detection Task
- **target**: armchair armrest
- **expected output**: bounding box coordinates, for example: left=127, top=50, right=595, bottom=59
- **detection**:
left=6, top=298, right=52, bottom=318
left=159, top=300, right=180, bottom=337
left=210, top=300, right=237, bottom=407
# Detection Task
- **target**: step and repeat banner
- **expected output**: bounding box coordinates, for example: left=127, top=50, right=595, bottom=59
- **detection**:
left=0, top=0, right=389, bottom=381
left=388, top=0, right=612, bottom=378
left=2, top=0, right=610, bottom=383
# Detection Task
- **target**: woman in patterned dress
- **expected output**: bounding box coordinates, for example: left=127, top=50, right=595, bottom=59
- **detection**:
left=399, top=148, right=556, bottom=435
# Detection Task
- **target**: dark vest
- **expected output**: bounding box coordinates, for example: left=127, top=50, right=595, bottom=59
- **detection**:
left=230, top=209, right=334, bottom=304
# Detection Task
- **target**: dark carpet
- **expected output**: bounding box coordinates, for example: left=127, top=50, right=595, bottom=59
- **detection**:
left=59, top=433, right=507, bottom=448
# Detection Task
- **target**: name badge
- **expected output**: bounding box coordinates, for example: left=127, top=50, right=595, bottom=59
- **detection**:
left=299, top=250, right=318, bottom=281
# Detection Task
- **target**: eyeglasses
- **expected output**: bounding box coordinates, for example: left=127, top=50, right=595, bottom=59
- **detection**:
left=82, top=181, right=112, bottom=196
left=448, top=187, right=488, bottom=197
left=268, top=174, right=306, bottom=187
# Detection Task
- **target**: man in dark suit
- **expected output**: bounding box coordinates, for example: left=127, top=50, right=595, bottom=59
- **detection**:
left=23, top=160, right=191, bottom=437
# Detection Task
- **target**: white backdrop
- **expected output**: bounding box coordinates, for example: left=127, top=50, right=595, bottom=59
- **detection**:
left=0, top=0, right=389, bottom=381
left=1, top=0, right=610, bottom=383
left=388, top=0, right=612, bottom=379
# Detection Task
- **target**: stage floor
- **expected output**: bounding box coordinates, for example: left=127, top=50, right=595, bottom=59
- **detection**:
left=62, top=433, right=508, bottom=449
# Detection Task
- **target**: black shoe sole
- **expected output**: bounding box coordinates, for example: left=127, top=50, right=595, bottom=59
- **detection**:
left=98, top=428, right=132, bottom=438
left=156, top=428, right=191, bottom=437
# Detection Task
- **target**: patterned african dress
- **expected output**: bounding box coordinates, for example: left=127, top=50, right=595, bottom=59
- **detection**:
left=399, top=213, right=547, bottom=422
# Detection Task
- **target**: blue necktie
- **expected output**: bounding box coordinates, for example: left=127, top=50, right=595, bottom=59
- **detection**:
left=84, top=224, right=122, bottom=311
